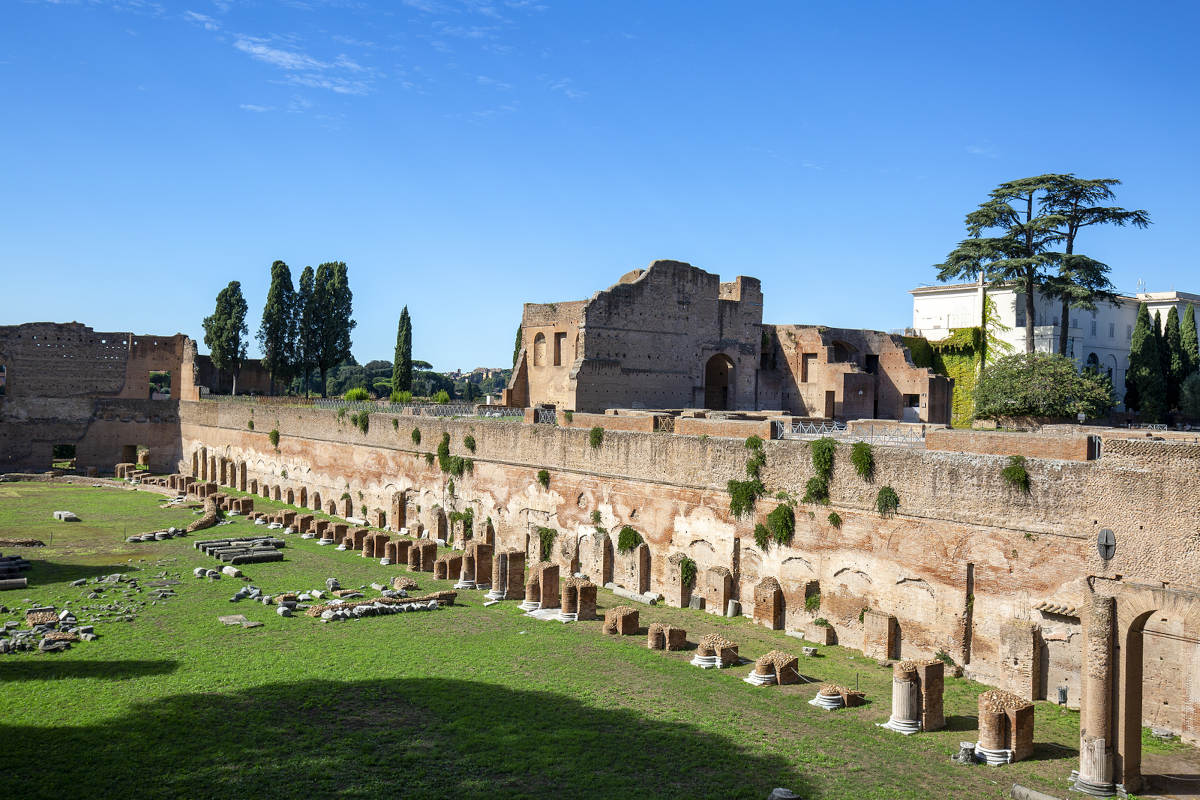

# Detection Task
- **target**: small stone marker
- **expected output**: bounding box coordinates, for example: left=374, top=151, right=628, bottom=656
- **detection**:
left=218, top=614, right=249, bottom=626
left=52, top=511, right=80, bottom=522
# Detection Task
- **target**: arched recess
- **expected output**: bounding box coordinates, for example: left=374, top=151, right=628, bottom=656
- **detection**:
left=286, top=488, right=295, bottom=505
left=261, top=483, right=270, bottom=499
left=326, top=500, right=336, bottom=515
left=312, top=492, right=322, bottom=512
left=341, top=496, right=353, bottom=518
left=1086, top=352, right=1100, bottom=371
left=636, top=542, right=651, bottom=595
left=704, top=354, right=735, bottom=410
left=272, top=486, right=281, bottom=501
left=1112, top=586, right=1200, bottom=793
left=238, top=462, right=247, bottom=491
left=191, top=451, right=199, bottom=477
left=299, top=487, right=307, bottom=508
left=533, top=333, right=546, bottom=367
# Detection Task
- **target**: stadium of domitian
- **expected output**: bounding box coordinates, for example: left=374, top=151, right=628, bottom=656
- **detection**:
left=1, top=260, right=1197, bottom=800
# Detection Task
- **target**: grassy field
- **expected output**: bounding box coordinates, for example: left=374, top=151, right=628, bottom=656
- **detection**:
left=0, top=482, right=1185, bottom=799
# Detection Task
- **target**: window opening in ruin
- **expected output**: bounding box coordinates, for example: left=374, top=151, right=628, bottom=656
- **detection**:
left=149, top=370, right=171, bottom=399
left=865, top=354, right=879, bottom=374
left=0, top=364, right=6, bottom=396
left=553, top=332, right=567, bottom=366
left=832, top=342, right=852, bottom=363
left=823, top=390, right=835, bottom=418
left=533, top=333, right=546, bottom=367
left=1085, top=353, right=1100, bottom=372
left=703, top=354, right=734, bottom=410
left=903, top=394, right=920, bottom=408
left=121, top=444, right=137, bottom=464
left=52, top=444, right=76, bottom=471
left=801, top=353, right=816, bottom=383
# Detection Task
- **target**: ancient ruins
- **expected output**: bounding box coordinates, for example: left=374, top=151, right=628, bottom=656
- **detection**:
left=2, top=259, right=1199, bottom=795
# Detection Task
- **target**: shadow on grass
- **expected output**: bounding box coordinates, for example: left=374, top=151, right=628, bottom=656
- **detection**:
left=944, top=714, right=978, bottom=733
left=0, top=659, right=178, bottom=682
left=0, top=678, right=808, bottom=800
left=22, top=561, right=145, bottom=584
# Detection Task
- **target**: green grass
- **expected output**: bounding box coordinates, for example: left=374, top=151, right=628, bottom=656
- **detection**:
left=0, top=483, right=1160, bottom=799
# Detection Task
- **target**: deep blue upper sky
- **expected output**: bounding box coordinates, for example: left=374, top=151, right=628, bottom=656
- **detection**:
left=3, top=1, right=1195, bottom=369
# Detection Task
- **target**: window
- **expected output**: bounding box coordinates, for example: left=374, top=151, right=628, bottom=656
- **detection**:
left=1090, top=320, right=1097, bottom=336
left=903, top=394, right=920, bottom=408
left=801, top=353, right=817, bottom=382
left=553, top=332, right=567, bottom=366
left=532, top=333, right=546, bottom=367
left=1127, top=324, right=1133, bottom=340
left=864, top=354, right=879, bottom=374
left=1109, top=322, right=1115, bottom=338
left=0, top=364, right=5, bottom=396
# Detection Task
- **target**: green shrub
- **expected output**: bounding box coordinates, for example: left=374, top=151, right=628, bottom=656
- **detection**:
left=433, top=389, right=451, bottom=404
left=744, top=435, right=764, bottom=451
left=975, top=351, right=1115, bottom=420
left=753, top=523, right=771, bottom=551
left=424, top=453, right=434, bottom=465
left=590, top=510, right=602, bottom=525
left=617, top=526, right=642, bottom=553
left=536, top=469, right=550, bottom=489
left=813, top=617, right=830, bottom=628
left=450, top=508, right=475, bottom=539
left=537, top=527, right=557, bottom=561
left=766, top=503, right=795, bottom=546
left=745, top=448, right=766, bottom=479
left=463, top=434, right=476, bottom=453
left=827, top=511, right=842, bottom=529
left=935, top=649, right=956, bottom=666
left=279, top=468, right=287, bottom=479
left=805, top=592, right=821, bottom=612
left=344, top=387, right=370, bottom=402
left=341, top=492, right=351, bottom=500
left=811, top=437, right=836, bottom=479
left=247, top=419, right=254, bottom=430
left=268, top=429, right=280, bottom=449
left=1001, top=455, right=1030, bottom=493
left=390, top=390, right=413, bottom=404
left=875, top=485, right=900, bottom=516
left=411, top=428, right=421, bottom=446
left=588, top=426, right=604, bottom=449
left=437, top=433, right=451, bottom=471
left=727, top=478, right=764, bottom=518
left=850, top=441, right=874, bottom=481
left=446, top=480, right=455, bottom=497
left=391, top=418, right=399, bottom=431
left=802, top=475, right=829, bottom=505
left=563, top=410, right=573, bottom=423
left=337, top=407, right=347, bottom=421
left=353, top=410, right=369, bottom=435
left=858, top=607, right=868, bottom=624
left=680, top=556, right=697, bottom=588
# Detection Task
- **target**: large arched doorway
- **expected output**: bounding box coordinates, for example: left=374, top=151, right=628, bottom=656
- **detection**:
left=704, top=354, right=734, bottom=410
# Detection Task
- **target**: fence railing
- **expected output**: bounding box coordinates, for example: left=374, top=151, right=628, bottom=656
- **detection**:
left=535, top=407, right=558, bottom=425
left=208, top=395, right=522, bottom=419
left=774, top=420, right=926, bottom=447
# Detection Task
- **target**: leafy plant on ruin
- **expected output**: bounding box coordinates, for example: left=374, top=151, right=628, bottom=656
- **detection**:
left=433, top=389, right=451, bottom=404
left=858, top=607, right=868, bottom=624
left=744, top=436, right=766, bottom=479
left=268, top=429, right=280, bottom=450
left=536, top=469, right=550, bottom=489
left=391, top=418, right=399, bottom=431
left=337, top=407, right=347, bottom=421
left=537, top=527, right=557, bottom=561
left=679, top=556, right=697, bottom=589
left=875, top=485, right=900, bottom=517
left=753, top=523, right=771, bottom=551
left=247, top=419, right=254, bottom=431
left=589, top=426, right=604, bottom=450
left=352, top=411, right=369, bottom=435
left=446, top=480, right=455, bottom=497
left=813, top=617, right=831, bottom=628
left=935, top=649, right=957, bottom=667
left=1001, top=455, right=1030, bottom=494
left=591, top=509, right=608, bottom=538
left=279, top=469, right=287, bottom=479
left=850, top=441, right=874, bottom=481
left=810, top=437, right=836, bottom=481
left=341, top=492, right=351, bottom=500
left=617, top=525, right=643, bottom=554
left=463, top=434, right=476, bottom=453
left=802, top=475, right=829, bottom=505
left=437, top=433, right=452, bottom=471
left=411, top=428, right=421, bottom=446
left=449, top=508, right=475, bottom=540
left=805, top=592, right=821, bottom=613
left=766, top=503, right=795, bottom=547
left=344, top=387, right=370, bottom=402
left=727, top=478, right=764, bottom=518
left=827, top=511, right=842, bottom=529
left=424, top=453, right=434, bottom=466
left=563, top=410, right=573, bottom=423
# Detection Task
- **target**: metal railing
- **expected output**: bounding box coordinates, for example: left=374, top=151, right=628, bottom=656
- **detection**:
left=774, top=420, right=926, bottom=447
left=208, top=395, right=523, bottom=419
left=535, top=407, right=558, bottom=425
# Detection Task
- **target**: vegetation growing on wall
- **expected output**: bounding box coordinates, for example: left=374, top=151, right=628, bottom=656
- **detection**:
left=1001, top=455, right=1030, bottom=493
left=268, top=429, right=280, bottom=450
left=391, top=418, right=399, bottom=431
left=802, top=476, right=829, bottom=505
left=617, top=526, right=642, bottom=553
left=850, top=442, right=873, bottom=481
left=589, top=426, right=604, bottom=449
left=463, top=434, right=476, bottom=453
left=766, top=503, right=795, bottom=546
left=449, top=508, right=475, bottom=541
left=875, top=486, right=900, bottom=517
left=810, top=437, right=835, bottom=480
left=679, top=556, right=697, bottom=589
left=728, top=435, right=767, bottom=517
left=411, top=428, right=421, bottom=446
left=349, top=411, right=369, bottom=434
left=537, top=527, right=557, bottom=561
left=753, top=524, right=771, bottom=551
left=827, top=511, right=842, bottom=529
left=536, top=469, right=550, bottom=489
left=805, top=592, right=821, bottom=612
left=247, top=419, right=254, bottom=430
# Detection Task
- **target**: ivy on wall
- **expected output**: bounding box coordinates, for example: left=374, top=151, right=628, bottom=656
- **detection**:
left=903, top=328, right=982, bottom=429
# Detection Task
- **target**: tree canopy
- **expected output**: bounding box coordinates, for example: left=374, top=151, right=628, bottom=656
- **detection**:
left=974, top=352, right=1114, bottom=420
left=311, top=261, right=356, bottom=397
left=296, top=266, right=318, bottom=396
left=256, top=260, right=296, bottom=394
left=392, top=306, right=412, bottom=395
left=1127, top=303, right=1167, bottom=422
left=202, top=281, right=249, bottom=395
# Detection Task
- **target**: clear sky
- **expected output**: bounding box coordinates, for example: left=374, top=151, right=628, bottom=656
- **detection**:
left=3, top=1, right=1196, bottom=370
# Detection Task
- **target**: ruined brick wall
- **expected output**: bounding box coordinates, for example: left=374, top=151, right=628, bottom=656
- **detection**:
left=0, top=323, right=193, bottom=472
left=180, top=399, right=1200, bottom=737
left=926, top=429, right=1095, bottom=461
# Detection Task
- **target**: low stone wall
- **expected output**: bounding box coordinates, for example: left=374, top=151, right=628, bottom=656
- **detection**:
left=673, top=417, right=774, bottom=440
left=925, top=428, right=1095, bottom=462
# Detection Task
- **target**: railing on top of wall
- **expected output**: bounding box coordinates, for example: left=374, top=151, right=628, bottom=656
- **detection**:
left=203, top=395, right=524, bottom=419
left=774, top=420, right=926, bottom=447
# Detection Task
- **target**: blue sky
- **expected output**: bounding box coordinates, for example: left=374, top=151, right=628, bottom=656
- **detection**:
left=3, top=1, right=1196, bottom=370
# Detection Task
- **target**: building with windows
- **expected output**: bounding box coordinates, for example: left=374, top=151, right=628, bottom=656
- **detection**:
left=910, top=282, right=1200, bottom=403
left=504, top=259, right=952, bottom=423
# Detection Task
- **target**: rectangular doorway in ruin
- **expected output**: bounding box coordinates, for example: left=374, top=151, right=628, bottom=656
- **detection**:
left=121, top=444, right=137, bottom=464
left=823, top=391, right=835, bottom=418
left=149, top=370, right=171, bottom=399
left=52, top=444, right=76, bottom=471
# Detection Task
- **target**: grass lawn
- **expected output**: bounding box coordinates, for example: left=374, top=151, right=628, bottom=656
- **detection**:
left=0, top=482, right=1185, bottom=799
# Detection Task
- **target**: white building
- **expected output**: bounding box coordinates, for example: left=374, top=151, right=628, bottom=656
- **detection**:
left=910, top=282, right=1200, bottom=403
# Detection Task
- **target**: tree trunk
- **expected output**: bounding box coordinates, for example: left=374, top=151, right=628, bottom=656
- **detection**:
left=1024, top=271, right=1036, bottom=354
left=1058, top=296, right=1070, bottom=356
left=320, top=367, right=328, bottom=398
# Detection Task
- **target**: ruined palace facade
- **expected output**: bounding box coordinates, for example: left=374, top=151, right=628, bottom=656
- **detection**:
left=0, top=322, right=196, bottom=472
left=504, top=260, right=952, bottom=423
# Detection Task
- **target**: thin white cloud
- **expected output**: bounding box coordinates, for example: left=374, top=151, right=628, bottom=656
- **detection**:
left=239, top=103, right=273, bottom=112
left=284, top=73, right=370, bottom=95
left=234, top=36, right=330, bottom=70
left=548, top=77, right=586, bottom=100
left=476, top=74, right=511, bottom=90
left=184, top=10, right=219, bottom=30
left=965, top=144, right=998, bottom=159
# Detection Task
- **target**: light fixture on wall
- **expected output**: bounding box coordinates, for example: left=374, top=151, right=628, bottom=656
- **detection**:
left=857, top=389, right=864, bottom=396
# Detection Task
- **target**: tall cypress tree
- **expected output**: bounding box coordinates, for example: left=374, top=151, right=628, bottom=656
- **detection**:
left=312, top=261, right=355, bottom=397
left=1129, top=304, right=1167, bottom=422
left=1164, top=306, right=1185, bottom=409
left=296, top=266, right=317, bottom=397
left=512, top=324, right=523, bottom=367
left=392, top=306, right=412, bottom=394
left=202, top=281, right=249, bottom=396
left=1181, top=303, right=1199, bottom=379
left=256, top=260, right=296, bottom=395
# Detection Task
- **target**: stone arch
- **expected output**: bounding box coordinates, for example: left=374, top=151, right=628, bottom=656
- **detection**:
left=299, top=486, right=307, bottom=507
left=435, top=508, right=448, bottom=541
left=261, top=483, right=270, bottom=498
left=703, top=353, right=735, bottom=410
left=326, top=500, right=336, bottom=515
left=341, top=496, right=353, bottom=518
left=754, top=576, right=784, bottom=630
left=286, top=488, right=295, bottom=505
left=191, top=450, right=199, bottom=477
left=248, top=478, right=258, bottom=494
left=238, top=462, right=247, bottom=491
left=533, top=332, right=546, bottom=367
left=312, top=492, right=322, bottom=512
left=272, top=486, right=281, bottom=502
left=635, top=542, right=651, bottom=595
left=1112, top=586, right=1200, bottom=792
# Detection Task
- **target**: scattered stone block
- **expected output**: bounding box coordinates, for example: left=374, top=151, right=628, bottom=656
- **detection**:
left=647, top=622, right=687, bottom=650
left=603, top=605, right=639, bottom=636
left=52, top=511, right=80, bottom=522
left=691, top=632, right=737, bottom=668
